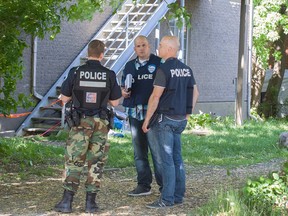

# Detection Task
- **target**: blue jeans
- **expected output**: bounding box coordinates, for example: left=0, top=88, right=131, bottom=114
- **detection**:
left=150, top=115, right=187, bottom=205
left=129, top=117, right=162, bottom=190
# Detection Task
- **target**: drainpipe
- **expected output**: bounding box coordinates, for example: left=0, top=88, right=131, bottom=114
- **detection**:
left=155, top=23, right=160, bottom=55
left=32, top=36, right=43, bottom=100
left=180, top=0, right=185, bottom=63
left=247, top=0, right=254, bottom=120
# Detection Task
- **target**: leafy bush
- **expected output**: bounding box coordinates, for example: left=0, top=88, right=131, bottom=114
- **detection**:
left=242, top=162, right=288, bottom=215
left=187, top=112, right=234, bottom=129
left=187, top=112, right=218, bottom=129
left=193, top=189, right=262, bottom=216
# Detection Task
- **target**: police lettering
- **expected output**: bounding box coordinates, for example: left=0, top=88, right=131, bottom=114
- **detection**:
left=137, top=74, right=153, bottom=80
left=170, top=69, right=191, bottom=78
left=80, top=71, right=106, bottom=80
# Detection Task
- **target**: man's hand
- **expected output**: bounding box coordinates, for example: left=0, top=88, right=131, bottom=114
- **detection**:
left=121, top=88, right=131, bottom=98
left=142, top=120, right=150, bottom=133
left=59, top=94, right=71, bottom=104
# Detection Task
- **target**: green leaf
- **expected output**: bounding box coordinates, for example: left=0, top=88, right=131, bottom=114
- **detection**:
left=272, top=173, right=280, bottom=180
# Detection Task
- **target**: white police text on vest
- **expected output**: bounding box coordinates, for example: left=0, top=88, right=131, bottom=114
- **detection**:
left=137, top=74, right=153, bottom=80
left=80, top=71, right=107, bottom=80
left=170, top=69, right=191, bottom=78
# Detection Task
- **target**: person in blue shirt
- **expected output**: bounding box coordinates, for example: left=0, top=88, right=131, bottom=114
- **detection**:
left=121, top=35, right=162, bottom=196
left=142, top=36, right=199, bottom=208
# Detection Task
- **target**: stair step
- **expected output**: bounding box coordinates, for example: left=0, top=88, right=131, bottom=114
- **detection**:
left=102, top=27, right=141, bottom=33
left=23, top=127, right=61, bottom=135
left=40, top=106, right=62, bottom=111
left=103, top=38, right=129, bottom=42
left=111, top=21, right=146, bottom=25
left=32, top=123, right=62, bottom=128
left=118, top=12, right=152, bottom=16
left=31, top=117, right=62, bottom=121
left=103, top=56, right=119, bottom=61
left=125, top=3, right=159, bottom=7
left=106, top=47, right=125, bottom=51
left=48, top=96, right=59, bottom=100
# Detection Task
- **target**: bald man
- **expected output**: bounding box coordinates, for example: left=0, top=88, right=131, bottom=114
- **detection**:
left=142, top=36, right=199, bottom=208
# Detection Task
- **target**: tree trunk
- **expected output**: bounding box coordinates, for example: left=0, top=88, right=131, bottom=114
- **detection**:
left=250, top=56, right=266, bottom=109
left=262, top=33, right=288, bottom=118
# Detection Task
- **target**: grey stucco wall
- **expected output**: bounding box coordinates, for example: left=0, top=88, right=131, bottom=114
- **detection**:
left=36, top=9, right=114, bottom=96
left=1, top=6, right=114, bottom=132
left=187, top=0, right=245, bottom=116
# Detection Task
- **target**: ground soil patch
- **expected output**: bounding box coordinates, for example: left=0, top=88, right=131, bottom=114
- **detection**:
left=0, top=159, right=284, bottom=216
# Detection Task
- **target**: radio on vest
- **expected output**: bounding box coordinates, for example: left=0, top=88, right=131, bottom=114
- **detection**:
left=125, top=74, right=132, bottom=92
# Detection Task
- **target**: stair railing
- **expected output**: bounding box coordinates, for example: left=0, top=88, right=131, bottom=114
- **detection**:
left=103, top=0, right=160, bottom=67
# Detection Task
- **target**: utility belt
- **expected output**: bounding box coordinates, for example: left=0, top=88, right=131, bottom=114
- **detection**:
left=65, top=106, right=114, bottom=129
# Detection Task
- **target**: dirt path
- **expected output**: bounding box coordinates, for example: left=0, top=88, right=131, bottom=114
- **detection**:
left=0, top=159, right=284, bottom=216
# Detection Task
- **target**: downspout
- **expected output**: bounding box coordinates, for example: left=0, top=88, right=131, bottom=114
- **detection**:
left=32, top=36, right=43, bottom=100
left=180, top=0, right=185, bottom=63
left=247, top=0, right=254, bottom=120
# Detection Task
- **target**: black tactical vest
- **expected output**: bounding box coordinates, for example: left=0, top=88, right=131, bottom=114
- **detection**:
left=157, top=58, right=195, bottom=115
left=72, top=62, right=111, bottom=112
left=122, top=54, right=161, bottom=107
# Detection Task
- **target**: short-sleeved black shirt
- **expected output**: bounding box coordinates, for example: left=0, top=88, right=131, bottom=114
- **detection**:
left=61, top=60, right=121, bottom=103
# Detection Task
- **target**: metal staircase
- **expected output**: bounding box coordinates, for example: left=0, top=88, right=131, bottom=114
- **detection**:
left=16, top=0, right=175, bottom=136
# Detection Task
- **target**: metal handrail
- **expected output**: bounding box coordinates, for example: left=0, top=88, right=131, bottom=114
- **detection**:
left=103, top=0, right=159, bottom=67
left=16, top=0, right=175, bottom=136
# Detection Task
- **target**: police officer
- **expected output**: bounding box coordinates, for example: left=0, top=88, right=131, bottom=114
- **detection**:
left=142, top=36, right=199, bottom=208
left=55, top=39, right=122, bottom=213
left=121, top=35, right=162, bottom=196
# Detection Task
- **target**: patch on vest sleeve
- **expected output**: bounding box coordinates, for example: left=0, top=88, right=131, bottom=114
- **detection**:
left=86, top=92, right=97, bottom=103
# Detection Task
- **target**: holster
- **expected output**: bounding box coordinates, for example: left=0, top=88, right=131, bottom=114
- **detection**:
left=100, top=108, right=114, bottom=129
left=65, top=109, right=80, bottom=128
left=107, top=109, right=114, bottom=129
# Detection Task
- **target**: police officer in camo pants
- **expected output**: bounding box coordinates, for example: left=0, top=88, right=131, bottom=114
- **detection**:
left=55, top=39, right=121, bottom=213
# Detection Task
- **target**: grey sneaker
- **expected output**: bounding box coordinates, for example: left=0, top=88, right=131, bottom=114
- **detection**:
left=127, top=186, right=151, bottom=197
left=146, top=199, right=173, bottom=209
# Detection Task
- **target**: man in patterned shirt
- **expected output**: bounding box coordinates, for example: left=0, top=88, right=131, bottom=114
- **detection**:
left=121, top=35, right=162, bottom=196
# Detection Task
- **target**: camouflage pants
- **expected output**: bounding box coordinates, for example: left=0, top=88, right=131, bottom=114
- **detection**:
left=63, top=116, right=109, bottom=193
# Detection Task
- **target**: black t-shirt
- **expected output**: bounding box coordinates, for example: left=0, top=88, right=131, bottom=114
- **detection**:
left=153, top=58, right=196, bottom=120
left=61, top=60, right=121, bottom=105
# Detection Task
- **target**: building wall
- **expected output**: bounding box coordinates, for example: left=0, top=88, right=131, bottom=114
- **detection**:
left=186, top=0, right=245, bottom=116
left=1, top=0, right=245, bottom=132
left=1, top=6, right=114, bottom=132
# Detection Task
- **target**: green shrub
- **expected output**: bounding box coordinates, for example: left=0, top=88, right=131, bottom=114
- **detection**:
left=242, top=162, right=288, bottom=215
left=187, top=112, right=218, bottom=129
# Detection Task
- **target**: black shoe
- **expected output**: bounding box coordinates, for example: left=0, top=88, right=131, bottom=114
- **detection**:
left=54, top=190, right=74, bottom=213
left=127, top=186, right=151, bottom=197
left=85, top=192, right=99, bottom=213
left=174, top=201, right=184, bottom=206
left=146, top=199, right=174, bottom=209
